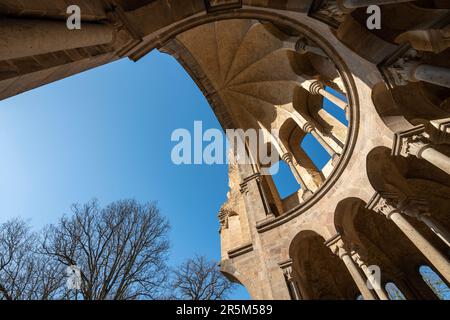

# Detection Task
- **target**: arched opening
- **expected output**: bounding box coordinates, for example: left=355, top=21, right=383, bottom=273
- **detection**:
left=301, top=133, right=331, bottom=170
left=322, top=86, right=348, bottom=127
left=419, top=265, right=450, bottom=300
left=289, top=230, right=359, bottom=299
left=336, top=196, right=443, bottom=300
left=269, top=160, right=300, bottom=199
left=385, top=282, right=407, bottom=300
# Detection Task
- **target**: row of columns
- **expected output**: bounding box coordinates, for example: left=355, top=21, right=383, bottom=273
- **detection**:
left=280, top=194, right=450, bottom=300
left=373, top=195, right=450, bottom=284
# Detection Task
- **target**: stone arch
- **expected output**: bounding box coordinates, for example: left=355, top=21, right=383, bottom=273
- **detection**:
left=219, top=259, right=259, bottom=300
left=288, top=229, right=359, bottom=299
left=333, top=197, right=366, bottom=248
left=371, top=81, right=414, bottom=133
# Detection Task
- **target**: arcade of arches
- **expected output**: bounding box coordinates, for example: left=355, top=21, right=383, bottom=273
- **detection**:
left=1, top=0, right=450, bottom=299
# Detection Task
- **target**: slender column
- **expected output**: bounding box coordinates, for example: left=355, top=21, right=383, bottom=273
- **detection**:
left=304, top=123, right=340, bottom=160
left=282, top=153, right=313, bottom=199
left=400, top=198, right=450, bottom=247
left=240, top=173, right=272, bottom=222
left=255, top=175, right=274, bottom=218
left=354, top=255, right=389, bottom=300
left=403, top=138, right=450, bottom=175
left=279, top=260, right=302, bottom=300
left=390, top=59, right=450, bottom=89
left=413, top=65, right=450, bottom=89
left=329, top=239, right=377, bottom=300
left=0, top=18, right=115, bottom=61
left=295, top=39, right=328, bottom=57
left=308, top=81, right=348, bottom=111
left=375, top=197, right=450, bottom=283
left=341, top=0, right=413, bottom=9
left=419, top=215, right=450, bottom=247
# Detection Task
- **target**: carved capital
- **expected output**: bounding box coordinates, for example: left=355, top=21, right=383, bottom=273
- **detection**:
left=373, top=195, right=399, bottom=219
left=326, top=235, right=350, bottom=259
left=302, top=122, right=315, bottom=133
left=314, top=0, right=349, bottom=24
left=309, top=81, right=324, bottom=95
left=279, top=259, right=294, bottom=281
left=400, top=135, right=431, bottom=159
left=386, top=50, right=422, bottom=86
left=281, top=152, right=293, bottom=164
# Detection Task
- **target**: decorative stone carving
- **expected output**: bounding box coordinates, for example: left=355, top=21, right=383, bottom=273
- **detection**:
left=386, top=49, right=422, bottom=86
left=315, top=1, right=348, bottom=24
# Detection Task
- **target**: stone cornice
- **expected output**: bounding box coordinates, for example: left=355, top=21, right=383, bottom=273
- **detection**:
left=227, top=242, right=253, bottom=259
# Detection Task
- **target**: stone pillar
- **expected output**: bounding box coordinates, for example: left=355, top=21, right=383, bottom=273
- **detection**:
left=240, top=173, right=272, bottom=222
left=255, top=175, right=274, bottom=218
left=413, top=65, right=450, bottom=89
left=282, top=153, right=313, bottom=200
left=418, top=215, right=450, bottom=247
left=304, top=122, right=340, bottom=160
left=353, top=255, right=389, bottom=300
left=402, top=137, right=450, bottom=176
left=399, top=198, right=450, bottom=247
left=341, top=0, right=413, bottom=9
left=374, top=197, right=450, bottom=283
left=308, top=81, right=348, bottom=111
left=279, top=260, right=302, bottom=300
left=390, top=58, right=450, bottom=89
left=295, top=39, right=328, bottom=57
left=0, top=18, right=115, bottom=61
left=329, top=238, right=377, bottom=300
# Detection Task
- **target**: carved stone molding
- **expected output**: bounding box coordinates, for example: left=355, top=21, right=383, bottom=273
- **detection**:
left=392, top=125, right=427, bottom=157
left=385, top=49, right=422, bottom=86
left=227, top=242, right=253, bottom=259
left=309, top=0, right=348, bottom=28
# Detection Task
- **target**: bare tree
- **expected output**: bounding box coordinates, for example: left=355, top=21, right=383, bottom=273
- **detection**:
left=41, top=199, right=171, bottom=300
left=0, top=219, right=64, bottom=300
left=170, top=255, right=236, bottom=300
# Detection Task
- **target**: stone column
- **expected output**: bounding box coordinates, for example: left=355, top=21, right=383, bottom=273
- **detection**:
left=255, top=175, right=274, bottom=218
left=329, top=239, right=377, bottom=300
left=240, top=173, right=272, bottom=222
left=390, top=58, right=450, bottom=89
left=308, top=81, right=348, bottom=111
left=403, top=137, right=450, bottom=176
left=413, top=65, right=450, bottom=89
left=303, top=122, right=340, bottom=161
left=418, top=215, right=450, bottom=247
left=0, top=18, right=115, bottom=61
left=279, top=260, right=302, bottom=300
left=400, top=198, right=450, bottom=247
left=353, top=255, right=389, bottom=300
left=282, top=153, right=313, bottom=200
left=341, top=0, right=413, bottom=9
left=374, top=197, right=450, bottom=283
